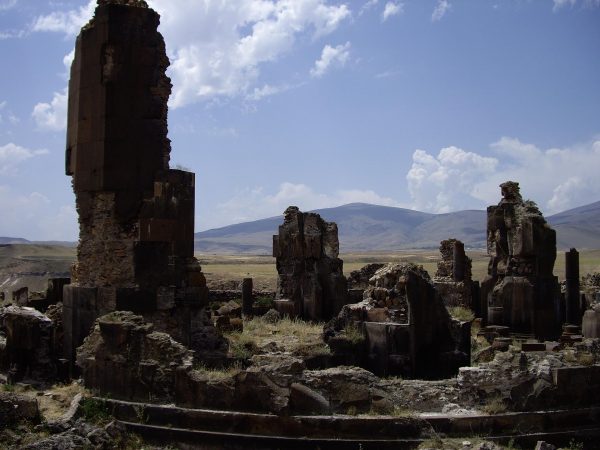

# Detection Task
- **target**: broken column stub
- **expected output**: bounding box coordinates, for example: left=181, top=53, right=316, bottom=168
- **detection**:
left=63, top=1, right=220, bottom=365
left=433, top=239, right=476, bottom=309
left=565, top=248, right=582, bottom=325
left=273, top=206, right=348, bottom=321
left=481, top=181, right=561, bottom=340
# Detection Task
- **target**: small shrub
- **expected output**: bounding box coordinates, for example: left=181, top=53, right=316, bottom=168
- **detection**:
left=448, top=306, right=475, bottom=322
left=1, top=383, right=15, bottom=392
left=227, top=333, right=258, bottom=360
left=576, top=352, right=595, bottom=366
left=80, top=398, right=111, bottom=424
left=559, top=439, right=584, bottom=450
left=482, top=396, right=507, bottom=415
left=346, top=405, right=358, bottom=416
left=343, top=323, right=365, bottom=345
left=193, top=362, right=242, bottom=381
left=255, top=296, right=274, bottom=308
left=390, top=406, right=415, bottom=417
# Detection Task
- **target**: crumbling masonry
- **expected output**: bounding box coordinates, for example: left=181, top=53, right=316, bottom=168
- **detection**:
left=273, top=206, right=348, bottom=321
left=480, top=181, right=561, bottom=340
left=63, top=0, right=224, bottom=366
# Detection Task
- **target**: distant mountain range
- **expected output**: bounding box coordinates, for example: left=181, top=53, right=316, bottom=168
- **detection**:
left=194, top=200, right=600, bottom=254
left=3, top=200, right=598, bottom=254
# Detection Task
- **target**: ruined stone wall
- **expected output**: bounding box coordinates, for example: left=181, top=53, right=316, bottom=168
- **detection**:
left=63, top=1, right=220, bottom=366
left=481, top=181, right=561, bottom=340
left=273, top=206, right=348, bottom=321
left=325, top=263, right=470, bottom=379
left=434, top=239, right=475, bottom=309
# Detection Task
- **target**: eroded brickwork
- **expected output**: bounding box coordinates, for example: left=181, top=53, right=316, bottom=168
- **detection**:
left=63, top=1, right=223, bottom=366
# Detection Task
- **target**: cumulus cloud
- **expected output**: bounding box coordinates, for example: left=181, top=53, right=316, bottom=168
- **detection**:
left=407, top=146, right=497, bottom=213
left=431, top=0, right=451, bottom=22
left=382, top=1, right=403, bottom=21
left=0, top=186, right=77, bottom=241
left=32, top=0, right=351, bottom=107
left=310, top=42, right=351, bottom=78
left=31, top=88, right=68, bottom=131
left=31, top=0, right=94, bottom=35
left=0, top=142, right=48, bottom=175
left=199, top=182, right=405, bottom=230
left=406, top=137, right=600, bottom=215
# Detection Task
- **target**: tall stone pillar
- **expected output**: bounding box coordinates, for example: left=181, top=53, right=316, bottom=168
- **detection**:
left=63, top=0, right=222, bottom=367
left=242, top=278, right=253, bottom=317
left=565, top=248, right=581, bottom=325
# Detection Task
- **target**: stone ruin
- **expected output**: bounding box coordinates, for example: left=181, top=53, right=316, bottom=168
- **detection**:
left=273, top=206, right=348, bottom=321
left=62, top=0, right=225, bottom=368
left=481, top=181, right=561, bottom=341
left=433, top=238, right=479, bottom=311
left=325, top=263, right=471, bottom=379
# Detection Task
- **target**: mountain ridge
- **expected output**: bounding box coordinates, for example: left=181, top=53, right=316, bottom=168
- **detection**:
left=194, top=200, right=600, bottom=253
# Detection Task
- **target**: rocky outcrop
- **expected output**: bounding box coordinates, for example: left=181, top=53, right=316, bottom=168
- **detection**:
left=273, top=206, right=348, bottom=320
left=0, top=391, right=40, bottom=428
left=481, top=181, right=561, bottom=340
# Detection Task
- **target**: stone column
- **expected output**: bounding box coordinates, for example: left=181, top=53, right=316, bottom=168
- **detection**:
left=242, top=278, right=253, bottom=317
left=452, top=240, right=466, bottom=281
left=565, top=248, right=581, bottom=325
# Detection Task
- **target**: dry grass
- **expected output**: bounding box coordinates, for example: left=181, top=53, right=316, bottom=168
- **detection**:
left=197, top=249, right=600, bottom=292
left=193, top=363, right=243, bottom=381
left=225, top=316, right=326, bottom=358
left=448, top=306, right=475, bottom=322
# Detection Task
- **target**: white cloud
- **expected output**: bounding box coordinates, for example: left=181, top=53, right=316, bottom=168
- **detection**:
left=246, top=83, right=299, bottom=101
left=0, top=186, right=77, bottom=241
left=359, top=0, right=378, bottom=16
left=382, top=1, right=403, bottom=21
left=31, top=88, right=68, bottom=131
left=0, top=142, right=48, bottom=175
left=553, top=0, right=576, bottom=11
left=0, top=0, right=17, bottom=11
left=200, top=182, right=405, bottom=230
left=32, top=0, right=351, bottom=107
left=431, top=0, right=451, bottom=22
left=406, top=137, right=600, bottom=215
left=310, top=41, right=351, bottom=78
left=31, top=0, right=95, bottom=35
left=407, top=146, right=497, bottom=213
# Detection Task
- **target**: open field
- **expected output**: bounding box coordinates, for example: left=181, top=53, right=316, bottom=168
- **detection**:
left=197, top=249, right=600, bottom=292
left=1, top=244, right=599, bottom=296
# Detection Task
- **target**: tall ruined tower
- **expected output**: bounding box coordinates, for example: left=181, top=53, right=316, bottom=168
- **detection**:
left=480, top=181, right=561, bottom=340
left=63, top=0, right=223, bottom=365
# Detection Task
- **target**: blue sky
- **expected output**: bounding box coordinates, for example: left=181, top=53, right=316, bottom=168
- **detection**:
left=0, top=0, right=599, bottom=240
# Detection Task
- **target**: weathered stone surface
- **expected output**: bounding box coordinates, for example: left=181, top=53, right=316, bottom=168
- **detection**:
left=582, top=307, right=600, bottom=338
left=482, top=181, right=561, bottom=340
left=273, top=206, right=348, bottom=320
left=0, top=306, right=57, bottom=382
left=564, top=248, right=582, bottom=325
left=77, top=311, right=193, bottom=401
left=326, top=263, right=470, bottom=379
left=434, top=239, right=476, bottom=309
left=0, top=391, right=40, bottom=428
left=63, top=0, right=221, bottom=366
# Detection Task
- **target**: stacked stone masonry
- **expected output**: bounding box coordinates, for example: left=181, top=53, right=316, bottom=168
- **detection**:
left=273, top=206, right=348, bottom=321
left=63, top=0, right=222, bottom=367
left=480, top=181, right=562, bottom=341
